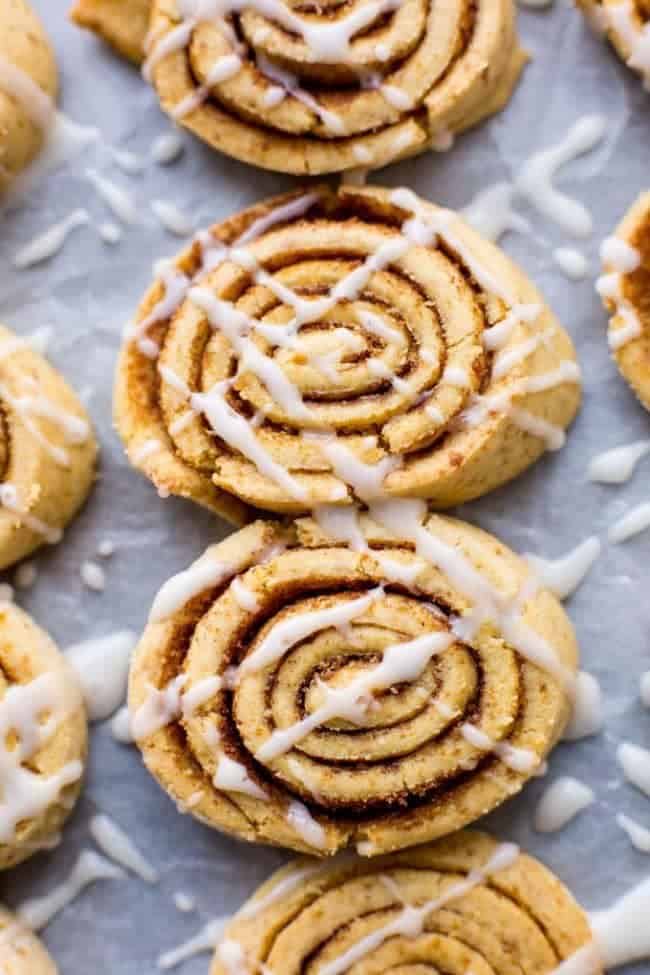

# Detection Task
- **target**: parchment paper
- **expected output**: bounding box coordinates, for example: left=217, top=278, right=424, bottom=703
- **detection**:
left=1, top=2, right=649, bottom=971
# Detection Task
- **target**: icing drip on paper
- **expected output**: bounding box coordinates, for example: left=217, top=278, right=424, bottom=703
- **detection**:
left=90, top=813, right=158, bottom=883
left=12, top=210, right=89, bottom=269
left=110, top=706, right=133, bottom=743
left=65, top=630, right=136, bottom=721
left=516, top=116, right=606, bottom=236
left=554, top=248, right=589, bottom=280
left=525, top=537, right=601, bottom=600
left=534, top=776, right=595, bottom=832
left=617, top=742, right=650, bottom=796
left=588, top=440, right=650, bottom=483
left=461, top=183, right=529, bottom=242
left=563, top=671, right=604, bottom=742
left=151, top=200, right=194, bottom=236
left=18, top=850, right=123, bottom=930
left=151, top=130, right=185, bottom=164
left=158, top=918, right=229, bottom=970
left=85, top=169, right=138, bottom=225
left=608, top=503, right=650, bottom=543
left=617, top=813, right=650, bottom=853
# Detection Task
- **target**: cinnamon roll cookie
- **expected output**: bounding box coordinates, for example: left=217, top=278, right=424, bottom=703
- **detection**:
left=597, top=192, right=650, bottom=410
left=0, top=324, right=97, bottom=570
left=211, top=831, right=598, bottom=974
left=0, top=603, right=87, bottom=871
left=129, top=514, right=578, bottom=856
left=0, top=906, right=58, bottom=975
left=0, top=0, right=58, bottom=192
left=132, top=0, right=526, bottom=175
left=578, top=0, right=650, bottom=87
left=115, top=186, right=581, bottom=519
left=70, top=0, right=151, bottom=64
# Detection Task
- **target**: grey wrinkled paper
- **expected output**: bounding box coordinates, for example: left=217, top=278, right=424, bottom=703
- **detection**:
left=0, top=1, right=649, bottom=971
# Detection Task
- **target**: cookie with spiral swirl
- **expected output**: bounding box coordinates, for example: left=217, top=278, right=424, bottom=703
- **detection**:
left=0, top=323, right=97, bottom=570
left=597, top=191, right=650, bottom=411
left=115, top=185, right=581, bottom=519
left=211, top=831, right=598, bottom=974
left=0, top=602, right=87, bottom=871
left=0, top=0, right=58, bottom=192
left=0, top=905, right=57, bottom=975
left=107, top=0, right=526, bottom=175
left=129, top=513, right=578, bottom=857
left=577, top=0, right=650, bottom=87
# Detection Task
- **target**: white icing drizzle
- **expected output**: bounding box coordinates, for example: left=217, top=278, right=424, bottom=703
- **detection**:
left=553, top=248, right=589, bottom=280
left=0, top=483, right=62, bottom=544
left=0, top=672, right=83, bottom=843
left=133, top=438, right=164, bottom=463
left=149, top=536, right=283, bottom=622
left=534, top=776, right=595, bottom=832
left=640, top=671, right=650, bottom=708
left=461, top=183, right=528, bottom=242
left=238, top=587, right=384, bottom=675
left=85, top=168, right=138, bottom=225
left=110, top=147, right=145, bottom=174
left=18, top=850, right=123, bottom=931
left=237, top=862, right=331, bottom=920
left=230, top=577, right=260, bottom=612
left=563, top=671, right=604, bottom=742
left=617, top=813, right=650, bottom=853
left=597, top=236, right=642, bottom=351
left=151, top=200, right=194, bottom=237
left=151, top=130, right=185, bottom=164
left=590, top=874, right=650, bottom=968
left=90, top=813, right=158, bottom=883
left=98, top=221, right=123, bottom=244
left=588, top=440, right=650, bottom=483
left=158, top=918, right=229, bottom=970
left=617, top=742, right=650, bottom=796
left=110, top=705, right=133, bottom=744
left=65, top=630, right=136, bottom=721
left=213, top=753, right=267, bottom=799
left=80, top=559, right=106, bottom=592
left=525, top=537, right=601, bottom=600
left=12, top=210, right=89, bottom=269
left=286, top=800, right=327, bottom=850
left=131, top=672, right=223, bottom=741
left=608, top=502, right=650, bottom=543
left=516, top=115, right=606, bottom=236
left=173, top=891, right=196, bottom=912
left=458, top=721, right=538, bottom=773
left=315, top=843, right=520, bottom=975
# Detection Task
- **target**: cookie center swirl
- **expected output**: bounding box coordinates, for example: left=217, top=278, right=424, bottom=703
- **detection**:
left=182, top=569, right=527, bottom=814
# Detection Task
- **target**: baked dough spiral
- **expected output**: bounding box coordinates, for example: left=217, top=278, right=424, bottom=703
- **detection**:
left=0, top=603, right=87, bottom=871
left=211, top=830, right=598, bottom=974
left=115, top=186, right=581, bottom=520
left=0, top=906, right=57, bottom=975
left=134, top=0, right=526, bottom=175
left=0, top=0, right=58, bottom=192
left=0, top=324, right=97, bottom=570
left=70, top=0, right=152, bottom=64
left=129, top=513, right=578, bottom=857
left=577, top=0, right=650, bottom=87
left=597, top=191, right=650, bottom=411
